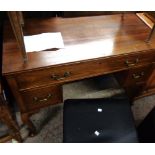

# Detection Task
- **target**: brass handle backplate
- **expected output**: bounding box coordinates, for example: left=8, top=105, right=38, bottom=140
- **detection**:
left=125, top=58, right=139, bottom=67
left=51, top=71, right=71, bottom=81
left=33, top=93, right=52, bottom=103
left=132, top=72, right=144, bottom=79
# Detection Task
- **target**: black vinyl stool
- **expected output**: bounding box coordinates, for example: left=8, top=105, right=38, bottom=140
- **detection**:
left=63, top=98, right=138, bottom=143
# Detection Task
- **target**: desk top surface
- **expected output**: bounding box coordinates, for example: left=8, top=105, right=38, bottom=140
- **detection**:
left=2, top=13, right=155, bottom=75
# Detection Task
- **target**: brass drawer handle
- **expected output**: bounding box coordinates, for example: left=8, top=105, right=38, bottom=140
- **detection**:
left=51, top=71, right=71, bottom=81
left=132, top=72, right=144, bottom=79
left=125, top=58, right=139, bottom=67
left=33, top=93, right=52, bottom=103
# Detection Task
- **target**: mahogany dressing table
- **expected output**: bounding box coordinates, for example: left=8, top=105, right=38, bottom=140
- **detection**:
left=2, top=13, right=155, bottom=135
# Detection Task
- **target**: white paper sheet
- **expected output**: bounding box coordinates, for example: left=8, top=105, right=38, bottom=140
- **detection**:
left=24, top=32, right=64, bottom=52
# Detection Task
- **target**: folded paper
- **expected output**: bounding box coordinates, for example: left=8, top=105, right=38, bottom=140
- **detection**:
left=24, top=32, right=64, bottom=52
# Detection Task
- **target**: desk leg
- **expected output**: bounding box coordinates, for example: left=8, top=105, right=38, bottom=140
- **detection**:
left=146, top=25, right=155, bottom=42
left=21, top=113, right=37, bottom=137
left=6, top=77, right=37, bottom=137
left=8, top=120, right=22, bottom=142
left=0, top=105, right=22, bottom=142
left=121, top=12, right=124, bottom=21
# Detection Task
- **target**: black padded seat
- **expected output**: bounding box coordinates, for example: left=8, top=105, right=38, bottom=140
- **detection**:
left=63, top=98, right=138, bottom=143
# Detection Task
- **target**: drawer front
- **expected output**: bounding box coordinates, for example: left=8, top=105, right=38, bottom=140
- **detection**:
left=115, top=65, right=153, bottom=87
left=125, top=65, right=153, bottom=85
left=16, top=50, right=155, bottom=90
left=20, top=85, right=63, bottom=111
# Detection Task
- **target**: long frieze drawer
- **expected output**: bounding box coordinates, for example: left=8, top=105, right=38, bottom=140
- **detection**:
left=20, top=85, right=63, bottom=111
left=15, top=50, right=155, bottom=90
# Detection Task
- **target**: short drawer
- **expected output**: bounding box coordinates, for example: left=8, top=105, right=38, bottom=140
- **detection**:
left=20, top=85, right=63, bottom=111
left=15, top=50, right=155, bottom=90
left=115, top=64, right=154, bottom=86
left=125, top=65, right=153, bottom=85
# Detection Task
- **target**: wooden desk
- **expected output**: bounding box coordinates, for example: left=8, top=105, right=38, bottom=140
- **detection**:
left=2, top=13, right=155, bottom=135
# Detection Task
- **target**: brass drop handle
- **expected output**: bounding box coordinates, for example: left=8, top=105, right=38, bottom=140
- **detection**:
left=132, top=72, right=144, bottom=79
left=125, top=58, right=139, bottom=67
left=51, top=71, right=71, bottom=80
left=33, top=93, right=52, bottom=103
